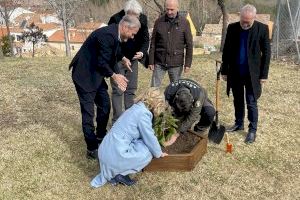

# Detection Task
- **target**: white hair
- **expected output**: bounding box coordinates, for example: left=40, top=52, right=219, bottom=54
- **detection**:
left=124, top=0, right=143, bottom=15
left=120, top=15, right=141, bottom=29
left=241, top=4, right=257, bottom=16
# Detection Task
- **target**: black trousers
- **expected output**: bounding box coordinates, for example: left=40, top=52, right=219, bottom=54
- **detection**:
left=232, top=75, right=258, bottom=133
left=194, top=99, right=216, bottom=132
left=74, top=81, right=110, bottom=151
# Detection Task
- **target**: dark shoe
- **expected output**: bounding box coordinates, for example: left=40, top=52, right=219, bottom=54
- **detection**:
left=86, top=149, right=98, bottom=160
left=114, top=174, right=136, bottom=186
left=108, top=178, right=117, bottom=186
left=226, top=124, right=244, bottom=132
left=244, top=132, right=256, bottom=144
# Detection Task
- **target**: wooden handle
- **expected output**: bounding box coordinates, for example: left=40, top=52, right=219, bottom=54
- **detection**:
left=225, top=133, right=229, bottom=144
left=216, top=79, right=220, bottom=111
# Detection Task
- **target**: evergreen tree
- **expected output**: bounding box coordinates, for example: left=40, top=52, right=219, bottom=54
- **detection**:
left=0, top=35, right=14, bottom=56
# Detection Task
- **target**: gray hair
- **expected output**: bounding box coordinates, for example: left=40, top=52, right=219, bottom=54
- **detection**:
left=120, top=15, right=141, bottom=29
left=124, top=0, right=143, bottom=15
left=241, top=4, right=257, bottom=16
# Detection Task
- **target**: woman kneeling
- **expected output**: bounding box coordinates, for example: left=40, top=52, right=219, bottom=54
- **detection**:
left=91, top=88, right=168, bottom=188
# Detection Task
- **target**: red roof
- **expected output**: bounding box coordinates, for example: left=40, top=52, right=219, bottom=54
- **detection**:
left=0, top=27, right=23, bottom=37
left=76, top=22, right=102, bottom=30
left=35, top=23, right=60, bottom=31
left=47, top=29, right=91, bottom=43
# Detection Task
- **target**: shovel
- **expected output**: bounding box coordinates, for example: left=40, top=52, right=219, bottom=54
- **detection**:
left=208, top=60, right=225, bottom=144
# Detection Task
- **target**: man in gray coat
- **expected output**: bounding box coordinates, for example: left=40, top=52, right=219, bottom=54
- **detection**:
left=221, top=4, right=271, bottom=144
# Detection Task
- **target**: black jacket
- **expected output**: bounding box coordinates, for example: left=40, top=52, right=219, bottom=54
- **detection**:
left=221, top=21, right=271, bottom=99
left=69, top=24, right=121, bottom=92
left=165, top=79, right=208, bottom=133
left=108, top=10, right=149, bottom=67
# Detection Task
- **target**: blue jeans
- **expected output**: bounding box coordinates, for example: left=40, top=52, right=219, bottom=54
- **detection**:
left=75, top=81, right=110, bottom=151
left=151, top=64, right=183, bottom=87
left=232, top=75, right=258, bottom=133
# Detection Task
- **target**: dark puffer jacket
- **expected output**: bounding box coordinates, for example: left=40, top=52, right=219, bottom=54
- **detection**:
left=149, top=13, right=193, bottom=68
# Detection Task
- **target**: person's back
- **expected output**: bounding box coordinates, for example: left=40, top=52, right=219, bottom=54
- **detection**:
left=164, top=79, right=215, bottom=135
left=70, top=24, right=120, bottom=92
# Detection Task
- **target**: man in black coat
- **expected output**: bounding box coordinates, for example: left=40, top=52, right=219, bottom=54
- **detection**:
left=163, top=79, right=216, bottom=145
left=108, top=0, right=149, bottom=123
left=221, top=4, right=271, bottom=144
left=69, top=15, right=141, bottom=159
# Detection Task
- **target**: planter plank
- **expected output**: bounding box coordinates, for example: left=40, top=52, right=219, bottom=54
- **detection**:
left=144, top=131, right=208, bottom=172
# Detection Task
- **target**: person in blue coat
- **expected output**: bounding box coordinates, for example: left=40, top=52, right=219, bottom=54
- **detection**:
left=91, top=88, right=168, bottom=187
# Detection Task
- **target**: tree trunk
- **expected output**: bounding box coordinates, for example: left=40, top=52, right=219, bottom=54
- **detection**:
left=62, top=1, right=71, bottom=57
left=218, top=0, right=229, bottom=52
left=153, top=0, right=164, bottom=14
left=0, top=43, right=3, bottom=59
left=32, top=42, right=35, bottom=57
left=3, top=5, right=14, bottom=57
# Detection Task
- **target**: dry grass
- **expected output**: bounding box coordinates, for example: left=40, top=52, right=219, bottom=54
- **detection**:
left=0, top=55, right=299, bottom=200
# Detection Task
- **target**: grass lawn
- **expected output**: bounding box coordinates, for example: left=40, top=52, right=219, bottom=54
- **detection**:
left=0, top=55, right=299, bottom=200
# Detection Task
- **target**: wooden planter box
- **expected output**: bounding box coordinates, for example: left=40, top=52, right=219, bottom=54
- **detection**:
left=144, top=131, right=208, bottom=172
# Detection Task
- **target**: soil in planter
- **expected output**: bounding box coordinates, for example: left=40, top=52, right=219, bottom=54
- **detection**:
left=162, top=132, right=201, bottom=154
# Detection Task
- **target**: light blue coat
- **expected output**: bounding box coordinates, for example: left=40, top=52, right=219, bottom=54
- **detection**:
left=90, top=102, right=162, bottom=188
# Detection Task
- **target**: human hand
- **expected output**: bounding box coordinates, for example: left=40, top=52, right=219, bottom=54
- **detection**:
left=133, top=51, right=143, bottom=60
left=184, top=66, right=190, bottom=73
left=162, top=133, right=180, bottom=147
left=121, top=57, right=132, bottom=72
left=260, top=79, right=267, bottom=84
left=148, top=65, right=154, bottom=71
left=111, top=73, right=128, bottom=91
left=222, top=75, right=227, bottom=81
left=161, top=152, right=168, bottom=157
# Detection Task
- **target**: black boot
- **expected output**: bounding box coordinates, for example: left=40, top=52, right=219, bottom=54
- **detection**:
left=113, top=174, right=136, bottom=186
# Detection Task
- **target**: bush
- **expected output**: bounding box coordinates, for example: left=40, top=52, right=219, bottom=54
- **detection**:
left=0, top=35, right=14, bottom=56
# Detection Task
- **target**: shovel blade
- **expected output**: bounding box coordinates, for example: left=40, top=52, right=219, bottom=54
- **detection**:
left=208, top=122, right=225, bottom=144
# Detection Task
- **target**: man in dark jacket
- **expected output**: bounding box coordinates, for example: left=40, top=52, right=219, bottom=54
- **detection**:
left=69, top=15, right=141, bottom=159
left=221, top=4, right=271, bottom=144
left=149, top=0, right=193, bottom=87
left=108, top=0, right=149, bottom=123
left=165, top=79, right=215, bottom=138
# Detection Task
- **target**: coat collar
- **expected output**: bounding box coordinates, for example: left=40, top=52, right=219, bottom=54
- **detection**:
left=164, top=12, right=180, bottom=24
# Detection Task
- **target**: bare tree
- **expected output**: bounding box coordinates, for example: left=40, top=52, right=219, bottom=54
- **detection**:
left=21, top=22, right=47, bottom=57
left=48, top=0, right=86, bottom=57
left=141, top=0, right=162, bottom=15
left=153, top=0, right=164, bottom=14
left=217, top=0, right=229, bottom=52
left=0, top=42, right=3, bottom=59
left=0, top=0, right=19, bottom=57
